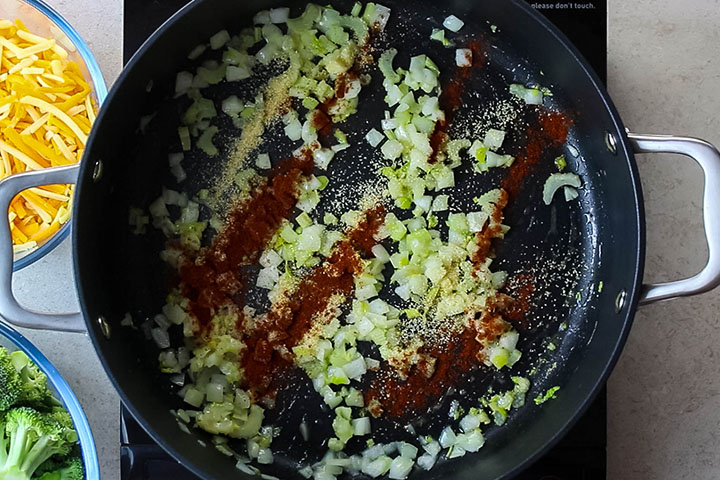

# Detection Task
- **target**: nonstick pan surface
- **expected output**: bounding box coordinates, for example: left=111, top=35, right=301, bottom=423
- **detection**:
left=73, top=0, right=643, bottom=478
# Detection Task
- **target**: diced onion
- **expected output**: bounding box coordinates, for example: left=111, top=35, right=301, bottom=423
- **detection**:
left=226, top=65, right=252, bottom=82
left=509, top=83, right=544, bottom=105
left=175, top=71, right=193, bottom=95
left=543, top=173, right=581, bottom=205
left=260, top=249, right=283, bottom=268
left=443, top=15, right=465, bottom=32
left=151, top=327, right=170, bottom=349
left=253, top=10, right=271, bottom=24
left=269, top=7, right=290, bottom=23
left=399, top=442, right=418, bottom=459
left=430, top=28, right=446, bottom=43
left=371, top=244, right=391, bottom=263
left=345, top=78, right=362, bottom=99
left=257, top=448, right=274, bottom=464
left=362, top=456, right=392, bottom=478
left=183, top=387, right=204, bottom=408
left=388, top=456, right=414, bottom=479
left=371, top=4, right=392, bottom=30
left=206, top=382, right=224, bottom=403
left=314, top=148, right=335, bottom=170
left=257, top=266, right=279, bottom=289
left=209, top=30, right=230, bottom=50
left=256, top=43, right=279, bottom=64
left=187, top=44, right=206, bottom=60
left=256, top=153, right=271, bottom=169
left=459, top=414, right=481, bottom=433
left=423, top=440, right=441, bottom=456
left=381, top=139, right=403, bottom=160
left=447, top=446, right=466, bottom=458
left=564, top=186, right=579, bottom=202
left=365, top=358, right=380, bottom=370
left=483, top=129, right=506, bottom=150
left=221, top=96, right=244, bottom=117
left=499, top=330, right=519, bottom=350
left=342, top=356, right=367, bottom=379
left=467, top=211, right=489, bottom=233
left=455, top=48, right=472, bottom=67
left=313, top=470, right=335, bottom=480
left=438, top=426, right=456, bottom=448
left=285, top=119, right=303, bottom=141
left=416, top=454, right=437, bottom=470
left=457, top=429, right=485, bottom=452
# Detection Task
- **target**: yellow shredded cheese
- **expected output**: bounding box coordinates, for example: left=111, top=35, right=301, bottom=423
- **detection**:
left=0, top=18, right=97, bottom=252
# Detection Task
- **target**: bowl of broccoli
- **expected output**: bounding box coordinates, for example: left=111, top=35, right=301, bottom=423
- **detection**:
left=0, top=321, right=98, bottom=479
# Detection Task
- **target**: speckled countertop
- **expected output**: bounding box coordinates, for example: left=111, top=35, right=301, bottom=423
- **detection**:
left=9, top=0, right=720, bottom=479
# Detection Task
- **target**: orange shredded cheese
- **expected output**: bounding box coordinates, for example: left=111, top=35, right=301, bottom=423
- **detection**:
left=0, top=18, right=97, bottom=253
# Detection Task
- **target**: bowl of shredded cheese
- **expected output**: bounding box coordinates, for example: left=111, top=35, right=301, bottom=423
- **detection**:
left=0, top=0, right=106, bottom=270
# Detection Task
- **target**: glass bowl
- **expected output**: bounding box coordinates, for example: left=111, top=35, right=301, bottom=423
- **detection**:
left=0, top=0, right=107, bottom=271
left=0, top=321, right=100, bottom=478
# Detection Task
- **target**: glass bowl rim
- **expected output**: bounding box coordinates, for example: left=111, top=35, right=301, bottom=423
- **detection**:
left=0, top=320, right=100, bottom=478
left=11, top=0, right=108, bottom=271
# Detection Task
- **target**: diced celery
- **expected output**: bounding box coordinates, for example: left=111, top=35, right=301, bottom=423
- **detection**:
left=324, top=213, right=338, bottom=225
left=197, top=126, right=219, bottom=156
left=302, top=96, right=320, bottom=110
left=352, top=417, right=371, bottom=436
left=297, top=212, right=313, bottom=228
left=280, top=224, right=299, bottom=243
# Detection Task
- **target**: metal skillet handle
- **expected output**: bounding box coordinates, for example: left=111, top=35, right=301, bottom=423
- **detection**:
left=0, top=165, right=85, bottom=332
left=628, top=132, right=720, bottom=304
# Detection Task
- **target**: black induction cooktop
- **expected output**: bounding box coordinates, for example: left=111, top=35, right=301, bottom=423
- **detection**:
left=121, top=1, right=608, bottom=478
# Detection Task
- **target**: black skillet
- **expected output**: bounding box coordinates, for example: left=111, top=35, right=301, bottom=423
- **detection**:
left=0, top=0, right=719, bottom=479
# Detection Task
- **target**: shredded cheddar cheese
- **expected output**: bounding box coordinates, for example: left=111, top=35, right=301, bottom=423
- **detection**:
left=0, top=18, right=97, bottom=253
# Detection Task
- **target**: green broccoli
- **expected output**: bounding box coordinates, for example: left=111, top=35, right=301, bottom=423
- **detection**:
left=0, top=349, right=21, bottom=410
left=0, top=407, right=75, bottom=479
left=35, top=456, right=84, bottom=480
left=9, top=350, right=55, bottom=408
left=0, top=348, right=55, bottom=412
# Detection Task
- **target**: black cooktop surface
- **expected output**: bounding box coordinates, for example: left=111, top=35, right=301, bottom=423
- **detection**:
left=121, top=1, right=608, bottom=479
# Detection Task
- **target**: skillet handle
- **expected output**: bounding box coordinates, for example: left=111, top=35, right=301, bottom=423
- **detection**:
left=628, top=132, right=720, bottom=304
left=0, top=165, right=85, bottom=332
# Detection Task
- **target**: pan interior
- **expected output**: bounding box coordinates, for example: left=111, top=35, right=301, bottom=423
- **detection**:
left=74, top=0, right=642, bottom=479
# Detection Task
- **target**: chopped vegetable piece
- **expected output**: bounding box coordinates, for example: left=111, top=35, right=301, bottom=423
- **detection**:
left=543, top=173, right=582, bottom=205
left=456, top=48, right=472, bottom=67
left=509, top=83, right=544, bottom=105
left=535, top=386, right=560, bottom=405
left=443, top=15, right=465, bottom=32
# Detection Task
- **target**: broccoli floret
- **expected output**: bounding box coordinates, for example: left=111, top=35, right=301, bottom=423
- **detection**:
left=35, top=456, right=84, bottom=480
left=9, top=351, right=55, bottom=408
left=0, top=407, right=75, bottom=479
left=0, top=349, right=22, bottom=410
left=0, top=348, right=55, bottom=412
